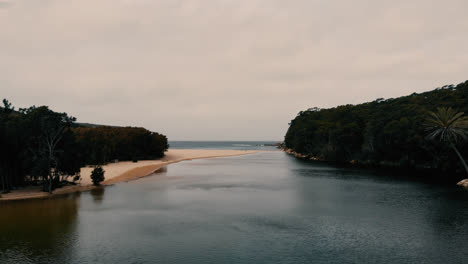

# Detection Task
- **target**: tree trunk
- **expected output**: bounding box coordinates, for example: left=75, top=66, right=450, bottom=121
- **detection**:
left=450, top=142, right=468, bottom=175
left=1, top=173, right=4, bottom=194
left=48, top=166, right=52, bottom=194
left=5, top=168, right=11, bottom=193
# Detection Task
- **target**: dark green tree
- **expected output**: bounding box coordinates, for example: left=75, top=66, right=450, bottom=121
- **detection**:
left=20, top=106, right=77, bottom=193
left=425, top=107, right=468, bottom=175
left=284, top=80, right=468, bottom=177
left=90, top=166, right=105, bottom=186
left=0, top=99, right=168, bottom=193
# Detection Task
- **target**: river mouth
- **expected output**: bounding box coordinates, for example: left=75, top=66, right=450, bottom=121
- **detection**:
left=1, top=152, right=468, bottom=264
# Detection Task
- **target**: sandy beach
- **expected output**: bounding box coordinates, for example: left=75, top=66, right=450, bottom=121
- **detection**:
left=0, top=149, right=259, bottom=201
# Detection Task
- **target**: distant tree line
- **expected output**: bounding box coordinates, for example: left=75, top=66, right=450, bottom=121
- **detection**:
left=72, top=126, right=168, bottom=164
left=0, top=100, right=168, bottom=193
left=284, top=80, right=468, bottom=177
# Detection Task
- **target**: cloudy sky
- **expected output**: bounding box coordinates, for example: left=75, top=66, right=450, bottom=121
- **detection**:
left=1, top=0, right=467, bottom=140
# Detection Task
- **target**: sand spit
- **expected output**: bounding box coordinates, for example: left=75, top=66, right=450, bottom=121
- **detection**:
left=0, top=149, right=259, bottom=202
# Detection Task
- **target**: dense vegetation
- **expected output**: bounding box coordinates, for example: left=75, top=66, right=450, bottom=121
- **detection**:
left=90, top=166, right=105, bottom=186
left=0, top=100, right=168, bottom=193
left=284, top=81, right=468, bottom=177
left=72, top=126, right=168, bottom=165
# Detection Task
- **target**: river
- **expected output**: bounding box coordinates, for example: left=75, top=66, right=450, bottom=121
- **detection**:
left=1, top=152, right=468, bottom=263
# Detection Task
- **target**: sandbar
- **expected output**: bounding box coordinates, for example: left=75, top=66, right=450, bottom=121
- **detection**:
left=0, top=149, right=259, bottom=201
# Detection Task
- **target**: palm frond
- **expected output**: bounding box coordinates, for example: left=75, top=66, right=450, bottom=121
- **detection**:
left=425, top=129, right=443, bottom=141
left=425, top=107, right=468, bottom=143
left=453, top=116, right=468, bottom=128
left=447, top=112, right=464, bottom=126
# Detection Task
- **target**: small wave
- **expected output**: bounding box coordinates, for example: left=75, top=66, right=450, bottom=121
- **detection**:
left=232, top=144, right=252, bottom=147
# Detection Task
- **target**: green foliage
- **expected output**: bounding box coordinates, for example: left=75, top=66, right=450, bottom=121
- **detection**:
left=0, top=103, right=77, bottom=192
left=72, top=126, right=168, bottom=165
left=0, top=101, right=168, bottom=192
left=425, top=107, right=468, bottom=175
left=284, top=80, right=468, bottom=174
left=425, top=107, right=468, bottom=142
left=90, top=166, right=105, bottom=186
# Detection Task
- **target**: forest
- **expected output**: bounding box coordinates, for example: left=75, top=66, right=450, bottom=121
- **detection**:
left=284, top=81, right=468, bottom=179
left=0, top=101, right=168, bottom=193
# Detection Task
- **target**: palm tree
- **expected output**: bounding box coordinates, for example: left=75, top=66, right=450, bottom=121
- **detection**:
left=425, top=107, right=468, bottom=175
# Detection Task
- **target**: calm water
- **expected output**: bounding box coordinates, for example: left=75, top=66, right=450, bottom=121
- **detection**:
left=2, top=152, right=468, bottom=264
left=169, top=141, right=279, bottom=150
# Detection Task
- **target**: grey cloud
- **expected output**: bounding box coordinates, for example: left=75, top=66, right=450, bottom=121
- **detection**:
left=0, top=1, right=13, bottom=8
left=1, top=0, right=468, bottom=140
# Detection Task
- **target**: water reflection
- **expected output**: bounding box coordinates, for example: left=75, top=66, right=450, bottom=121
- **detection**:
left=2, top=153, right=468, bottom=264
left=90, top=187, right=105, bottom=204
left=0, top=193, right=80, bottom=263
left=156, top=166, right=168, bottom=174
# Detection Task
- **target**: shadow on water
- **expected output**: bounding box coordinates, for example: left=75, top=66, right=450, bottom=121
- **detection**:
left=284, top=153, right=460, bottom=186
left=284, top=152, right=468, bottom=263
left=90, top=187, right=105, bottom=204
left=0, top=193, right=80, bottom=263
left=156, top=166, right=168, bottom=174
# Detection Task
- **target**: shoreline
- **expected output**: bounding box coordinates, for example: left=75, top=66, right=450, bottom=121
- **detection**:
left=0, top=149, right=261, bottom=202
left=282, top=147, right=468, bottom=185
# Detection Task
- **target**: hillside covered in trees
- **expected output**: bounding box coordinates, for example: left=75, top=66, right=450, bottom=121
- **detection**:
left=0, top=101, right=168, bottom=193
left=284, top=81, right=468, bottom=178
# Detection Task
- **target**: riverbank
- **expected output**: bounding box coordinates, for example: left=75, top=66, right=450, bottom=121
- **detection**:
left=282, top=147, right=468, bottom=185
left=0, top=149, right=260, bottom=201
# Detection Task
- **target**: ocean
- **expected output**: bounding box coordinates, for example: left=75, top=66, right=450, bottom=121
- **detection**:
left=169, top=141, right=280, bottom=150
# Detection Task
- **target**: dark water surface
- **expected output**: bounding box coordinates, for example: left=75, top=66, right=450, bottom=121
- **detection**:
left=1, top=152, right=468, bottom=264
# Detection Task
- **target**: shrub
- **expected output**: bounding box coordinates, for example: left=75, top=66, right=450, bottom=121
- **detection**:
left=73, top=175, right=81, bottom=183
left=91, top=166, right=105, bottom=186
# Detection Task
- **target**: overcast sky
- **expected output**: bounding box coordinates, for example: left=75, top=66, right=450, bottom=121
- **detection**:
left=1, top=0, right=467, bottom=140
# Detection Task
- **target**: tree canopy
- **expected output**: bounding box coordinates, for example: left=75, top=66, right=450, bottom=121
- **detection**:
left=0, top=101, right=168, bottom=193
left=425, top=107, right=468, bottom=175
left=284, top=80, right=468, bottom=176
